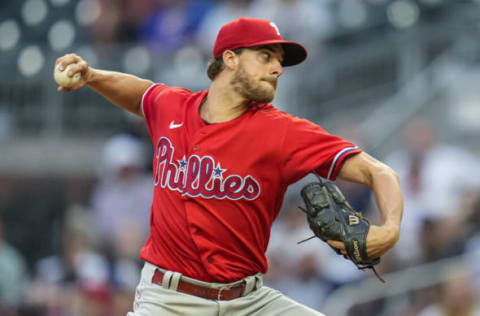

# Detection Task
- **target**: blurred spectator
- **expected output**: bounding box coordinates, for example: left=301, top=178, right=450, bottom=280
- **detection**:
left=418, top=217, right=464, bottom=264
left=386, top=118, right=480, bottom=265
left=417, top=269, right=480, bottom=316
left=266, top=205, right=330, bottom=309
left=139, top=0, right=214, bottom=53
left=0, top=214, right=28, bottom=316
left=463, top=193, right=480, bottom=239
left=282, top=253, right=329, bottom=310
left=348, top=298, right=386, bottom=316
left=86, top=133, right=150, bottom=312
left=116, top=0, right=157, bottom=42
left=28, top=205, right=111, bottom=316
left=89, top=133, right=153, bottom=258
left=267, top=202, right=316, bottom=271
left=248, top=0, right=335, bottom=43
left=91, top=0, right=157, bottom=43
left=262, top=252, right=294, bottom=295
left=464, top=195, right=480, bottom=296
left=91, top=0, right=123, bottom=44
left=267, top=201, right=364, bottom=295
left=195, top=0, right=254, bottom=56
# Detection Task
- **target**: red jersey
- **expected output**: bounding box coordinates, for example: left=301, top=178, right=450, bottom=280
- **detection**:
left=140, top=84, right=361, bottom=283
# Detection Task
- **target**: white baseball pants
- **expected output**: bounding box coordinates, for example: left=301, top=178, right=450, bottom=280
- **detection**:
left=127, top=262, right=325, bottom=316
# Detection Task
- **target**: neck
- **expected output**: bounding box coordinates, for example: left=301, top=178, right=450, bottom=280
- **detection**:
left=200, top=79, right=250, bottom=124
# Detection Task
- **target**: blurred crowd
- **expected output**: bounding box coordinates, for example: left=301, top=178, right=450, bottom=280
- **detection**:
left=1, top=0, right=480, bottom=315
left=88, top=0, right=334, bottom=53
left=0, top=127, right=154, bottom=316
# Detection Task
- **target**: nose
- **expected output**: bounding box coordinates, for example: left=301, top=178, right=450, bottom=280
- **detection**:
left=271, top=59, right=283, bottom=78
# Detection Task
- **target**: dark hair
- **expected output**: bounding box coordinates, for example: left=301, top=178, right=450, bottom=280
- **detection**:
left=207, top=48, right=243, bottom=81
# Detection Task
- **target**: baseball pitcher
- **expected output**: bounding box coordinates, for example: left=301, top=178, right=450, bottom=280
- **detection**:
left=54, top=18, right=403, bottom=316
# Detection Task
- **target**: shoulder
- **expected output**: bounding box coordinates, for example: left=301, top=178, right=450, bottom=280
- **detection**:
left=252, top=105, right=328, bottom=137
left=248, top=105, right=290, bottom=132
left=255, top=104, right=288, bottom=118
left=147, top=83, right=195, bottom=99
left=254, top=104, right=313, bottom=125
left=143, top=84, right=203, bottom=111
left=163, top=86, right=207, bottom=106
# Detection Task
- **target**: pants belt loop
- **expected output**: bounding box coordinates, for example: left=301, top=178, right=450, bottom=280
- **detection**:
left=255, top=275, right=263, bottom=290
left=162, top=271, right=174, bottom=290
left=243, top=276, right=256, bottom=296
left=169, top=272, right=182, bottom=291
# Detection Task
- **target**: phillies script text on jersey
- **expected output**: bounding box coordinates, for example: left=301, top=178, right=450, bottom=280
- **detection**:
left=154, top=137, right=261, bottom=200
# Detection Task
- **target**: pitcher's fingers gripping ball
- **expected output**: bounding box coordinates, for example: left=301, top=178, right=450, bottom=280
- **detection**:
left=54, top=54, right=90, bottom=91
left=298, top=173, right=384, bottom=282
left=54, top=63, right=81, bottom=88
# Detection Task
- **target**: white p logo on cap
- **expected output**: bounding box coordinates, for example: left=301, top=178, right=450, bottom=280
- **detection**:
left=269, top=22, right=280, bottom=36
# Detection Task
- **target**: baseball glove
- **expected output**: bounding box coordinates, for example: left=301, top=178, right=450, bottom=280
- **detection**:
left=298, top=173, right=384, bottom=282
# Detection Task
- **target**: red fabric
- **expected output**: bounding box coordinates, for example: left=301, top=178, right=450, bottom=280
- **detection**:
left=140, top=84, right=361, bottom=283
left=213, top=18, right=307, bottom=67
left=152, top=269, right=249, bottom=300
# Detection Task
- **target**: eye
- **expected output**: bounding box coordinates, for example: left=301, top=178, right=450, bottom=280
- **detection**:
left=262, top=52, right=271, bottom=62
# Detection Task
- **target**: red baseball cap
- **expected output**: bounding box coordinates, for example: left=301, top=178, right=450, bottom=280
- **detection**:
left=213, top=18, right=308, bottom=67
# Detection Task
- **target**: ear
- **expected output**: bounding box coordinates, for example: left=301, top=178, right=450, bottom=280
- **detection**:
left=222, top=50, right=239, bottom=71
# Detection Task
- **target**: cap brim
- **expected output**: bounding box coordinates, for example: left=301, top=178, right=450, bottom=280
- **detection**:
left=241, top=40, right=308, bottom=67
left=279, top=42, right=308, bottom=67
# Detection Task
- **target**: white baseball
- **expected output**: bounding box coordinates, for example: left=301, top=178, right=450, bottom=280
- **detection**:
left=54, top=63, right=81, bottom=87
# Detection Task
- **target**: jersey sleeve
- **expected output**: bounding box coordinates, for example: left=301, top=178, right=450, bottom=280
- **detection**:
left=282, top=116, right=362, bottom=184
left=140, top=83, right=172, bottom=140
left=141, top=83, right=169, bottom=119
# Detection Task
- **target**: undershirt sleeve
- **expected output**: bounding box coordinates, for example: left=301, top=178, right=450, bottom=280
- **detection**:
left=282, top=116, right=362, bottom=184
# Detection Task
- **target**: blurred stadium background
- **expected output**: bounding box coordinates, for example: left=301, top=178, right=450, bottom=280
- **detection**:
left=1, top=0, right=480, bottom=315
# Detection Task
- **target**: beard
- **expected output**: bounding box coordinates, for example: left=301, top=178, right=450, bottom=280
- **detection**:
left=230, top=65, right=277, bottom=104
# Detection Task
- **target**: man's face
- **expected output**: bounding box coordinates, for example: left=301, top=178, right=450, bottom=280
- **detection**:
left=230, top=45, right=284, bottom=103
